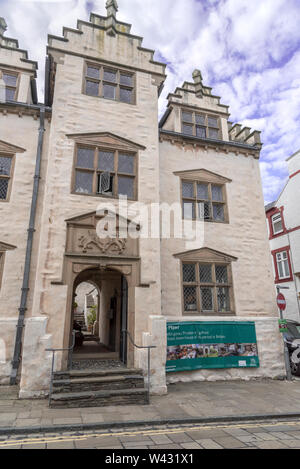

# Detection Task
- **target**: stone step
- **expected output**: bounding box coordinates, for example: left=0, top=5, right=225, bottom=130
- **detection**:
left=50, top=388, right=148, bottom=408
left=52, top=374, right=144, bottom=393
left=53, top=368, right=143, bottom=381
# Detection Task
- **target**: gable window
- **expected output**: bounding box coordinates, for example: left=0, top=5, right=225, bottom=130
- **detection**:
left=0, top=70, right=18, bottom=101
left=74, top=145, right=136, bottom=200
left=182, top=180, right=227, bottom=222
left=182, top=110, right=221, bottom=139
left=0, top=154, right=14, bottom=201
left=84, top=63, right=135, bottom=104
left=272, top=213, right=283, bottom=235
left=182, top=262, right=234, bottom=315
left=276, top=251, right=290, bottom=280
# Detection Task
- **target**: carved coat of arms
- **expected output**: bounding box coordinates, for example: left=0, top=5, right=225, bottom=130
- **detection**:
left=78, top=231, right=127, bottom=255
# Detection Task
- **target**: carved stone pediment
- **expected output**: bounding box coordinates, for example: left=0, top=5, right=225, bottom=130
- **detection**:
left=0, top=140, right=26, bottom=155
left=66, top=132, right=146, bottom=152
left=174, top=247, right=237, bottom=263
left=65, top=211, right=139, bottom=258
left=173, top=168, right=232, bottom=184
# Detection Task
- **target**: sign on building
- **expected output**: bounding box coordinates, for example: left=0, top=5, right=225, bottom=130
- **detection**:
left=166, top=321, right=259, bottom=372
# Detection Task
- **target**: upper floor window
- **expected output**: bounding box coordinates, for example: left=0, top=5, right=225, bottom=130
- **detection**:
left=181, top=110, right=221, bottom=139
left=182, top=262, right=234, bottom=315
left=0, top=70, right=18, bottom=101
left=84, top=63, right=135, bottom=104
left=0, top=154, right=13, bottom=201
left=276, top=251, right=290, bottom=280
left=272, top=213, right=283, bottom=235
left=74, top=145, right=137, bottom=200
left=182, top=180, right=227, bottom=222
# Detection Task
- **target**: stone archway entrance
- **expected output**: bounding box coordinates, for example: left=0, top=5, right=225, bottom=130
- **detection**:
left=61, top=210, right=140, bottom=370
left=71, top=267, right=128, bottom=366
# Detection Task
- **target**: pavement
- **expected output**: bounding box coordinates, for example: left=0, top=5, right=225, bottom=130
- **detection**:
left=1, top=378, right=300, bottom=436
left=2, top=419, right=300, bottom=449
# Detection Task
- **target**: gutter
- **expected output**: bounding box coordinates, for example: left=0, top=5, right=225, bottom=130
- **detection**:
left=10, top=107, right=45, bottom=385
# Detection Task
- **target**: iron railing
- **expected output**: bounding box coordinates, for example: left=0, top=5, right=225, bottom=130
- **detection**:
left=122, top=330, right=156, bottom=404
left=45, top=331, right=76, bottom=406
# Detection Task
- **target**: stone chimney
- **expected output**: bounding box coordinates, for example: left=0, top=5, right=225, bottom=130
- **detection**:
left=192, top=69, right=203, bottom=98
left=0, top=17, right=7, bottom=44
left=106, top=0, right=118, bottom=17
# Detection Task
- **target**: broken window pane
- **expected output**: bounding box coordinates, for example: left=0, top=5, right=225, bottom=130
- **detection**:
left=75, top=171, right=93, bottom=194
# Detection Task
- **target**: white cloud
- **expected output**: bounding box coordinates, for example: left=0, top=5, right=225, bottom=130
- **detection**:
left=1, top=0, right=300, bottom=203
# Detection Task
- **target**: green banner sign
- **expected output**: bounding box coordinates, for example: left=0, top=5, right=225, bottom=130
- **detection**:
left=166, top=321, right=260, bottom=373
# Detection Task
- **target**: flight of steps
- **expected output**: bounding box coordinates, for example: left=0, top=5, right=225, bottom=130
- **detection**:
left=74, top=311, right=87, bottom=331
left=49, top=368, right=148, bottom=408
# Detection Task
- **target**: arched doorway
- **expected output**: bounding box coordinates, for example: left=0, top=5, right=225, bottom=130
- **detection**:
left=70, top=267, right=128, bottom=367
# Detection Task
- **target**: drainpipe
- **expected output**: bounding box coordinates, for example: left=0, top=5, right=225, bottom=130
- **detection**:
left=10, top=107, right=45, bottom=385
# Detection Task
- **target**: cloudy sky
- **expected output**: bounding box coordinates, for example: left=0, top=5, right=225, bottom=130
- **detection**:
left=1, top=0, right=300, bottom=203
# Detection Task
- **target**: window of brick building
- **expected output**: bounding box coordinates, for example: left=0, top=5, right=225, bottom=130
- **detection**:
left=182, top=110, right=221, bottom=139
left=84, top=63, right=135, bottom=104
left=182, top=261, right=234, bottom=315
left=74, top=145, right=137, bottom=200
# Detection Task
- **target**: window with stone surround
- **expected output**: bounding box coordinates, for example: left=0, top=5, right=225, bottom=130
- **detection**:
left=181, top=110, right=221, bottom=139
left=182, top=261, right=234, bottom=315
left=182, top=180, right=227, bottom=223
left=0, top=70, right=18, bottom=101
left=74, top=145, right=137, bottom=200
left=0, top=154, right=14, bottom=201
left=84, top=63, right=135, bottom=104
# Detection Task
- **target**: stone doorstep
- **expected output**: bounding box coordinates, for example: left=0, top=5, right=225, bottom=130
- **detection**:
left=52, top=375, right=144, bottom=386
left=50, top=387, right=148, bottom=409
left=54, top=368, right=144, bottom=379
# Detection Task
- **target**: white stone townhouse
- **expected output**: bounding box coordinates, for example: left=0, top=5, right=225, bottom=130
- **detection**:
left=265, top=150, right=300, bottom=322
left=0, top=1, right=285, bottom=404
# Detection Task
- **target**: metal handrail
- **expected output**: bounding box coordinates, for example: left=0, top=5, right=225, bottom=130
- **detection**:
left=45, top=331, right=76, bottom=406
left=122, top=330, right=156, bottom=404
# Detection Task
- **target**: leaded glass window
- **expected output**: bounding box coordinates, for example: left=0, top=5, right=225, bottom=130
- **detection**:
left=182, top=180, right=226, bottom=222
left=1, top=71, right=18, bottom=102
left=0, top=155, right=13, bottom=201
left=74, top=146, right=136, bottom=200
left=84, top=63, right=135, bottom=104
left=182, top=110, right=221, bottom=139
left=182, top=262, right=233, bottom=314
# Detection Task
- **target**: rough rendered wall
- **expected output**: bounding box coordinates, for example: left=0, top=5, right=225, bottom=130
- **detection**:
left=159, top=140, right=278, bottom=318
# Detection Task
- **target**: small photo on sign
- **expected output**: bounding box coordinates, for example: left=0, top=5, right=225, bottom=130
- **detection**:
left=166, top=343, right=258, bottom=361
